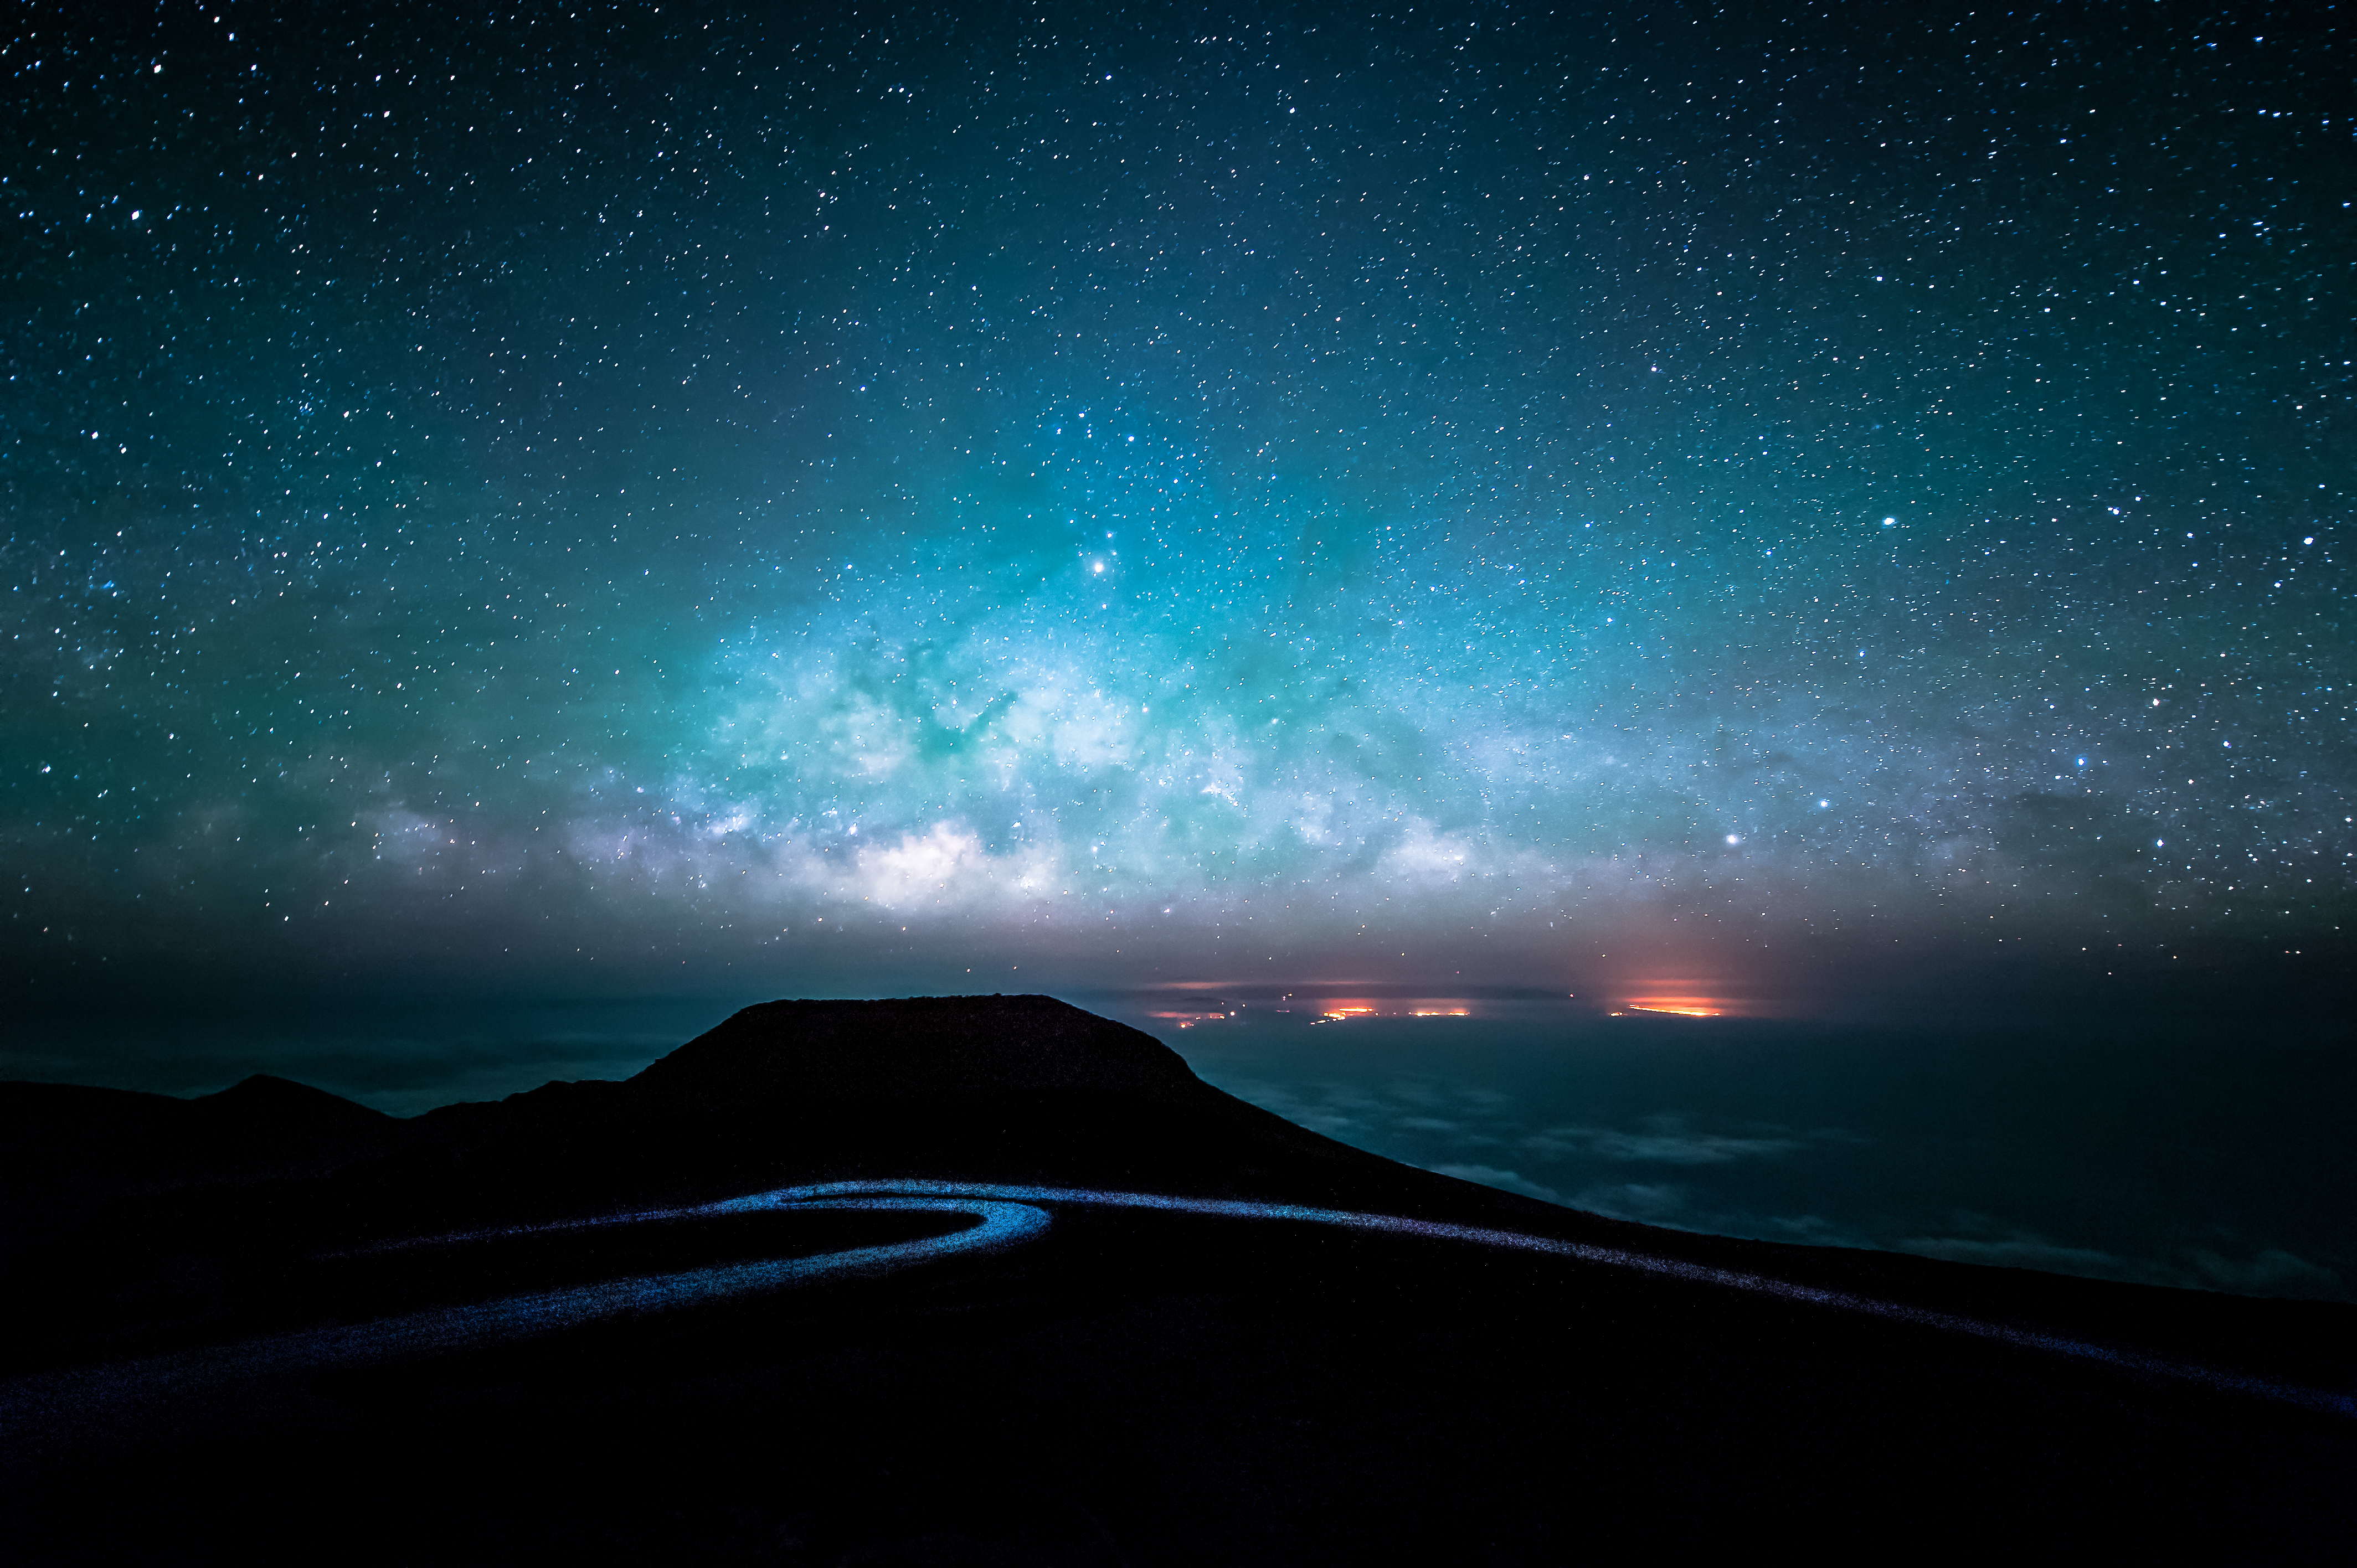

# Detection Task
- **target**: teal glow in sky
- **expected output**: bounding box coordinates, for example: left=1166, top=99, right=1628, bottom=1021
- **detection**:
left=6, top=1, right=2351, bottom=1012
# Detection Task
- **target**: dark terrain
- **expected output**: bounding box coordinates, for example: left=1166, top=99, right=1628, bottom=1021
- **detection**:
left=4, top=996, right=2351, bottom=1562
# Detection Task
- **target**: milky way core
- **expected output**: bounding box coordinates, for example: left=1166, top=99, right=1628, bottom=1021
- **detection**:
left=6, top=3, right=2349, bottom=1013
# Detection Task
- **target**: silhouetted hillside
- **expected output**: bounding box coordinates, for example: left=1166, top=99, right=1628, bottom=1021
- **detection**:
left=5, top=997, right=2353, bottom=1560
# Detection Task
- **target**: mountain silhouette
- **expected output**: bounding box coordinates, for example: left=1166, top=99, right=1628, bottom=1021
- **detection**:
left=4, top=997, right=2351, bottom=1561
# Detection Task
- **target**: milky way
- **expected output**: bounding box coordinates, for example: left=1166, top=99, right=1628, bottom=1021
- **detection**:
left=6, top=2, right=2350, bottom=1009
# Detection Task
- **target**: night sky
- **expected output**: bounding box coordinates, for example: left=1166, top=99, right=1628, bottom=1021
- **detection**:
left=7, top=1, right=2352, bottom=1022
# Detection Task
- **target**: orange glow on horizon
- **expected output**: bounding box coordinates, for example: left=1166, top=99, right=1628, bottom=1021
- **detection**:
left=1308, top=997, right=1478, bottom=1022
left=1621, top=996, right=1727, bottom=1017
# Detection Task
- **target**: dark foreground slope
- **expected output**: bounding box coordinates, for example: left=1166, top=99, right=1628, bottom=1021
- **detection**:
left=4, top=996, right=2353, bottom=1562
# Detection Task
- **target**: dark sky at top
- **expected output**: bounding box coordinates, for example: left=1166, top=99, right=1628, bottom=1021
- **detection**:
left=6, top=0, right=2351, bottom=1019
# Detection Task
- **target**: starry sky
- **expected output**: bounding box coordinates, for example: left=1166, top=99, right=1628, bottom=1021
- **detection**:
left=7, top=0, right=2352, bottom=1022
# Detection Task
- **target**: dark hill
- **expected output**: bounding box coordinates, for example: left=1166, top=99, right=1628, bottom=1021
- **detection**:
left=382, top=996, right=1481, bottom=1228
left=2, top=997, right=1469, bottom=1371
left=635, top=994, right=1208, bottom=1102
left=4, top=996, right=2353, bottom=1560
left=0, top=1073, right=399, bottom=1254
left=8, top=996, right=2355, bottom=1386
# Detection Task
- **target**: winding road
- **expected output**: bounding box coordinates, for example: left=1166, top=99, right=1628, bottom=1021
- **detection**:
left=6, top=1179, right=2350, bottom=1435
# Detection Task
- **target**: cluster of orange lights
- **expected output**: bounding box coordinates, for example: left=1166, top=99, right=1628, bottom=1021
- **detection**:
left=1610, top=997, right=1728, bottom=1018
left=1150, top=1000, right=1480, bottom=1028
left=1312, top=999, right=1473, bottom=1023
left=1150, top=989, right=1738, bottom=1027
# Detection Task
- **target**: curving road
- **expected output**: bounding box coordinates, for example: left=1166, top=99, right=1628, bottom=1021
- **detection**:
left=6, top=1180, right=2349, bottom=1436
